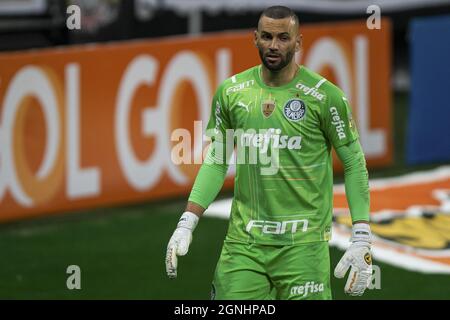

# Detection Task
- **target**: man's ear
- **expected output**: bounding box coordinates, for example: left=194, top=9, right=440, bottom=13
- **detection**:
left=295, top=33, right=303, bottom=52
left=254, top=30, right=258, bottom=47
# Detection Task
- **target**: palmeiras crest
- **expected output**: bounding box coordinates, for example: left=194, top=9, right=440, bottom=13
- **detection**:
left=283, top=99, right=306, bottom=121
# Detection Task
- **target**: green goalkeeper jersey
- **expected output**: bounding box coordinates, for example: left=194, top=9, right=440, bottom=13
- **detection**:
left=206, top=65, right=359, bottom=245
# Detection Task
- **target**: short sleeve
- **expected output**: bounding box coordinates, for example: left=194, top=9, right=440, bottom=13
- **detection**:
left=321, top=91, right=359, bottom=148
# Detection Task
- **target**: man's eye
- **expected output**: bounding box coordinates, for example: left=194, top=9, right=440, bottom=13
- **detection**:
left=280, top=36, right=289, bottom=41
left=262, top=34, right=271, bottom=40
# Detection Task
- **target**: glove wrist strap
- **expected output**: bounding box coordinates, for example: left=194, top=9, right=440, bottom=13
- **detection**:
left=177, top=211, right=199, bottom=231
left=351, top=222, right=372, bottom=244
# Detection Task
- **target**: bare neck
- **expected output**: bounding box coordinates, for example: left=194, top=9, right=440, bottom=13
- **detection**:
left=260, top=61, right=299, bottom=87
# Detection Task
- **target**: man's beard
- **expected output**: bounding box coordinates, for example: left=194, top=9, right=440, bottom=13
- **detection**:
left=259, top=48, right=295, bottom=72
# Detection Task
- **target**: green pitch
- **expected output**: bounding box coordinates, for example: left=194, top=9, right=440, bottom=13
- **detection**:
left=1, top=197, right=449, bottom=300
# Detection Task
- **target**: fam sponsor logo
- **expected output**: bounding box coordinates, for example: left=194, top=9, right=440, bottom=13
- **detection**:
left=296, top=83, right=325, bottom=101
left=246, top=219, right=309, bottom=235
left=290, top=281, right=324, bottom=297
left=329, top=106, right=347, bottom=140
left=226, top=80, right=255, bottom=95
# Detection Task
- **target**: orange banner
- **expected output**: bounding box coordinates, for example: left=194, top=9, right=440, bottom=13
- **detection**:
left=0, top=19, right=392, bottom=222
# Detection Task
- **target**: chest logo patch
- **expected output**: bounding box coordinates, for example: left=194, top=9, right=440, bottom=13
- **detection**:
left=261, top=99, right=276, bottom=118
left=283, top=99, right=306, bottom=121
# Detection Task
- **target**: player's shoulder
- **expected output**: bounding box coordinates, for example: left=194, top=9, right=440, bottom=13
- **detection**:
left=299, top=66, right=347, bottom=102
left=217, top=65, right=259, bottom=96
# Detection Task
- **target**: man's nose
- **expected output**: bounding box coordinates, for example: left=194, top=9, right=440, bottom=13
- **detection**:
left=269, top=39, right=279, bottom=50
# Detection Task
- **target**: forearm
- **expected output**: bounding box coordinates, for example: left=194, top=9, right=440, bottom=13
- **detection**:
left=187, top=142, right=229, bottom=216
left=166, top=143, right=229, bottom=279
left=335, top=140, right=370, bottom=223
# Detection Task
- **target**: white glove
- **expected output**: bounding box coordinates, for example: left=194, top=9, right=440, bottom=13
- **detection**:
left=334, top=223, right=373, bottom=296
left=165, top=212, right=199, bottom=279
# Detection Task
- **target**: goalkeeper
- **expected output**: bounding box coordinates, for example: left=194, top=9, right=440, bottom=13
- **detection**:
left=165, top=5, right=372, bottom=300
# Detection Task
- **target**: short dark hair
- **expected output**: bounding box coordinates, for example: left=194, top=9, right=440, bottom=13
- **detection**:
left=260, top=5, right=299, bottom=27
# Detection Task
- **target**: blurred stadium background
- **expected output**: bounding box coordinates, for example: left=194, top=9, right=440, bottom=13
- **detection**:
left=1, top=0, right=450, bottom=300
